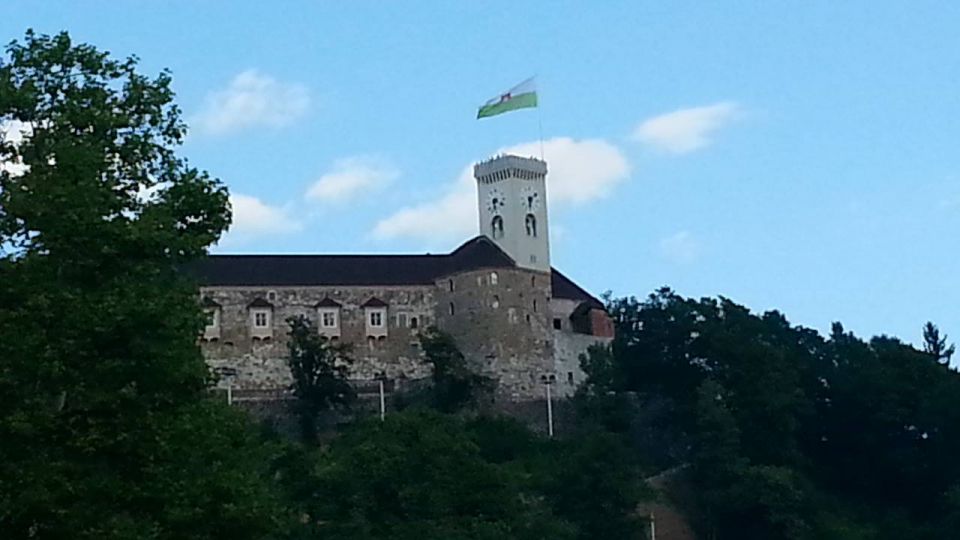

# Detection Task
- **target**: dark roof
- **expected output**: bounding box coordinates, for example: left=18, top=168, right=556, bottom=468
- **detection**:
left=551, top=269, right=604, bottom=308
left=361, top=297, right=389, bottom=308
left=188, top=236, right=602, bottom=308
left=315, top=297, right=341, bottom=308
left=186, top=236, right=513, bottom=287
left=247, top=297, right=273, bottom=308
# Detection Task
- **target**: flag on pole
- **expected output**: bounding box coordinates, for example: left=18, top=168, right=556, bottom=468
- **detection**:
left=477, top=77, right=537, bottom=119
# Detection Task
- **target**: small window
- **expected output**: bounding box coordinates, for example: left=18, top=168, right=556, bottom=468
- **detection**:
left=398, top=313, right=407, bottom=328
left=448, top=279, right=455, bottom=292
left=530, top=255, right=537, bottom=263
left=525, top=214, right=537, bottom=237
left=492, top=216, right=504, bottom=239
left=525, top=314, right=531, bottom=324
left=367, top=336, right=376, bottom=351
left=410, top=316, right=419, bottom=329
left=370, top=311, right=383, bottom=327
left=533, top=299, right=538, bottom=313
left=321, top=311, right=337, bottom=328
left=449, top=302, right=455, bottom=315
left=507, top=308, right=518, bottom=324
left=254, top=311, right=269, bottom=328
left=567, top=372, right=574, bottom=384
left=205, top=308, right=219, bottom=328
left=477, top=275, right=483, bottom=286
left=267, top=290, right=277, bottom=301
left=531, top=276, right=536, bottom=287
left=491, top=295, right=500, bottom=309
left=490, top=272, right=498, bottom=285
left=553, top=318, right=562, bottom=330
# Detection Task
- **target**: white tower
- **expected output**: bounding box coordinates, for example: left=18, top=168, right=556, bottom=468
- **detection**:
left=474, top=154, right=550, bottom=273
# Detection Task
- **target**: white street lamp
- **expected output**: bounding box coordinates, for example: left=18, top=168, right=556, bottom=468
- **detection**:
left=539, top=373, right=557, bottom=437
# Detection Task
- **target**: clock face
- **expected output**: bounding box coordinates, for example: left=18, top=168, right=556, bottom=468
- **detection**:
left=486, top=189, right=505, bottom=214
left=520, top=186, right=541, bottom=211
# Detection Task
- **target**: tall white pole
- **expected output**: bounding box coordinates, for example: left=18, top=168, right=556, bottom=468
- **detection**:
left=545, top=382, right=553, bottom=438
left=379, top=379, right=385, bottom=422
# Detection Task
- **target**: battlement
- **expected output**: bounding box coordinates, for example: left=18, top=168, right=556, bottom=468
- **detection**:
left=474, top=154, right=547, bottom=184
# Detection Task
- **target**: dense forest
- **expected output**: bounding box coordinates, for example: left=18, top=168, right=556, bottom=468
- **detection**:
left=2, top=31, right=959, bottom=540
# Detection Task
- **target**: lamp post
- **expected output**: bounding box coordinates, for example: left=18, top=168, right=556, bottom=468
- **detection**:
left=375, top=372, right=387, bottom=421
left=214, top=366, right=238, bottom=405
left=540, top=373, right=556, bottom=438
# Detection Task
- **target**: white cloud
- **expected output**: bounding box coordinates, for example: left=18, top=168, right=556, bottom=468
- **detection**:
left=220, top=193, right=302, bottom=245
left=0, top=120, right=32, bottom=176
left=306, top=157, right=399, bottom=203
left=659, top=231, right=701, bottom=264
left=633, top=102, right=739, bottom=154
left=501, top=137, right=629, bottom=204
left=372, top=167, right=476, bottom=245
left=372, top=137, right=629, bottom=244
left=191, top=70, right=309, bottom=136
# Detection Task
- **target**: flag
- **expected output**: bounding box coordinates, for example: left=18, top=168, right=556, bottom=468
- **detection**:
left=477, top=77, right=537, bottom=119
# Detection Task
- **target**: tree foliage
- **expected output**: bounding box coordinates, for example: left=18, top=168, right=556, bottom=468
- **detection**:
left=413, top=326, right=494, bottom=412
left=286, top=314, right=355, bottom=442
left=580, top=288, right=960, bottom=540
left=922, top=321, right=955, bottom=365
left=0, top=31, right=289, bottom=539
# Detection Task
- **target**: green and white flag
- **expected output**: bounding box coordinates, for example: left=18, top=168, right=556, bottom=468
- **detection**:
left=477, top=77, right=537, bottom=119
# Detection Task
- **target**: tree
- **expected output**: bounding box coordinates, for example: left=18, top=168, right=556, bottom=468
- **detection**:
left=416, top=326, right=494, bottom=413
left=286, top=314, right=355, bottom=442
left=922, top=321, right=955, bottom=365
left=304, top=411, right=576, bottom=540
left=0, top=31, right=289, bottom=538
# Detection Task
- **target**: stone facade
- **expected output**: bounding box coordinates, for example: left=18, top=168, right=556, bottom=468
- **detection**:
left=194, top=154, right=614, bottom=402
left=199, top=262, right=611, bottom=401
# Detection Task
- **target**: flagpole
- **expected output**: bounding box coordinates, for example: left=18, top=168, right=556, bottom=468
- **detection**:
left=537, top=107, right=544, bottom=161
left=537, top=80, right=544, bottom=160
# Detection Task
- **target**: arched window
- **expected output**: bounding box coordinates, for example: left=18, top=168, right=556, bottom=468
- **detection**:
left=525, top=214, right=537, bottom=237
left=490, top=272, right=498, bottom=285
left=449, top=302, right=456, bottom=316
left=491, top=295, right=500, bottom=309
left=410, top=316, right=419, bottom=329
left=491, top=215, right=504, bottom=239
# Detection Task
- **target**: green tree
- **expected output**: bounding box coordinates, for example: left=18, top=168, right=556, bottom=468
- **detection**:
left=416, top=326, right=494, bottom=412
left=922, top=321, right=955, bottom=365
left=286, top=314, right=355, bottom=442
left=305, top=411, right=576, bottom=540
left=0, top=31, right=289, bottom=539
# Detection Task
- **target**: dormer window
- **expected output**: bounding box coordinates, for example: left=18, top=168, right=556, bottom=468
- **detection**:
left=315, top=297, right=342, bottom=338
left=362, top=297, right=388, bottom=338
left=201, top=296, right=221, bottom=341
left=247, top=297, right=273, bottom=340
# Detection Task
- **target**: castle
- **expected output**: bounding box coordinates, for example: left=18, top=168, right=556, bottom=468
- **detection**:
left=190, top=154, right=613, bottom=401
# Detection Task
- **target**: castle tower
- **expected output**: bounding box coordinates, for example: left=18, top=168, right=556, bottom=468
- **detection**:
left=474, top=155, right=550, bottom=273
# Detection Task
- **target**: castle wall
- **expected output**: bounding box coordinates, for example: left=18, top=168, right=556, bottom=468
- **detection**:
left=200, top=285, right=436, bottom=390
left=434, top=266, right=554, bottom=400
left=198, top=271, right=608, bottom=403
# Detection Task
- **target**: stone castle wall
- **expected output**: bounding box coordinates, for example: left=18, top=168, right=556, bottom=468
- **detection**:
left=199, top=269, right=606, bottom=402
left=201, top=285, right=436, bottom=390
left=433, top=266, right=554, bottom=400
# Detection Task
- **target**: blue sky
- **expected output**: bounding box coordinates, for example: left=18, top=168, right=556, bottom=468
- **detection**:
left=3, top=1, right=960, bottom=349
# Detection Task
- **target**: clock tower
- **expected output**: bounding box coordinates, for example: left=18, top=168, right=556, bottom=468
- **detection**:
left=474, top=154, right=550, bottom=273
